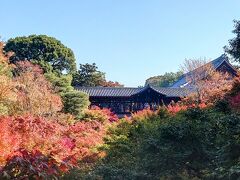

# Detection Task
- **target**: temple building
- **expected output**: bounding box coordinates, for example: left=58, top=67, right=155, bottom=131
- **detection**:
left=171, top=54, right=237, bottom=88
left=76, top=85, right=193, bottom=114
left=76, top=55, right=238, bottom=114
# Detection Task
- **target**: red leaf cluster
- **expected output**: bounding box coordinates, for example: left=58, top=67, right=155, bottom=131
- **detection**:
left=100, top=81, right=124, bottom=87
left=230, top=93, right=240, bottom=111
left=0, top=115, right=107, bottom=178
left=83, top=106, right=119, bottom=123
left=13, top=61, right=63, bottom=116
left=1, top=149, right=61, bottom=179
left=167, top=102, right=207, bottom=114
left=131, top=108, right=156, bottom=121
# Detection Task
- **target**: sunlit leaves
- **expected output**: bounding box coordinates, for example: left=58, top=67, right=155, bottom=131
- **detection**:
left=13, top=61, right=63, bottom=116
left=0, top=115, right=109, bottom=178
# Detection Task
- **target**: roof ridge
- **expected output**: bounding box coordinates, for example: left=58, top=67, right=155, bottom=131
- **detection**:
left=171, top=54, right=232, bottom=88
left=181, top=54, right=226, bottom=76
left=75, top=86, right=140, bottom=89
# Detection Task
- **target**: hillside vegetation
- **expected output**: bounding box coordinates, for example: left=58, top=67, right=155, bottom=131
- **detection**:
left=0, top=19, right=240, bottom=179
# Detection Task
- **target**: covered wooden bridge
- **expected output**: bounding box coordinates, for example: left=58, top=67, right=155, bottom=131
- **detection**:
left=76, top=55, right=238, bottom=114
left=76, top=85, right=192, bottom=114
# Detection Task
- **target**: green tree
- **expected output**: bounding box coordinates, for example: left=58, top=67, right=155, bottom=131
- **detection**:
left=4, top=35, right=90, bottom=117
left=72, top=63, right=105, bottom=87
left=45, top=72, right=90, bottom=117
left=87, top=107, right=240, bottom=179
left=225, top=20, right=240, bottom=64
left=145, top=71, right=183, bottom=87
left=4, top=35, right=76, bottom=74
left=45, top=72, right=74, bottom=94
left=62, top=90, right=90, bottom=118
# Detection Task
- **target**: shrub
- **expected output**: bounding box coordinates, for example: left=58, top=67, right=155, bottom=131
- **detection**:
left=130, top=108, right=157, bottom=121
left=1, top=149, right=61, bottom=179
left=89, top=107, right=240, bottom=179
left=0, top=41, right=17, bottom=115
left=167, top=101, right=207, bottom=114
left=0, top=41, right=12, bottom=77
left=61, top=90, right=90, bottom=118
left=0, top=75, right=17, bottom=115
left=226, top=77, right=240, bottom=113
left=229, top=76, right=240, bottom=96
left=45, top=72, right=74, bottom=94
left=0, top=115, right=109, bottom=178
left=12, top=61, right=63, bottom=116
left=81, top=106, right=118, bottom=123
left=229, top=93, right=240, bottom=112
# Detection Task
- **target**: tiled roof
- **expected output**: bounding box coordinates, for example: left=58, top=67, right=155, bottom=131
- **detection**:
left=171, top=54, right=236, bottom=88
left=151, top=86, right=194, bottom=97
left=75, top=85, right=194, bottom=98
left=75, top=87, right=141, bottom=97
left=75, top=54, right=236, bottom=98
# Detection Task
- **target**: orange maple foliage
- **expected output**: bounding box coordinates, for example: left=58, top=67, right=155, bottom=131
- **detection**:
left=167, top=102, right=207, bottom=114
left=0, top=41, right=13, bottom=76
left=0, top=41, right=113, bottom=178
left=130, top=108, right=157, bottom=121
left=100, top=80, right=124, bottom=87
left=82, top=106, right=118, bottom=123
left=227, top=76, right=240, bottom=112
left=0, top=42, right=18, bottom=115
left=0, top=115, right=109, bottom=177
left=229, top=93, right=240, bottom=112
left=181, top=72, right=234, bottom=106
left=13, top=61, right=63, bottom=116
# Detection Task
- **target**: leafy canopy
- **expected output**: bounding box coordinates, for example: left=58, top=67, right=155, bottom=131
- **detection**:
left=225, top=20, right=240, bottom=64
left=4, top=35, right=77, bottom=74
left=91, top=107, right=240, bottom=179
left=45, top=72, right=90, bottom=117
left=4, top=35, right=91, bottom=117
left=145, top=71, right=183, bottom=87
left=72, top=63, right=106, bottom=87
left=62, top=90, right=90, bottom=118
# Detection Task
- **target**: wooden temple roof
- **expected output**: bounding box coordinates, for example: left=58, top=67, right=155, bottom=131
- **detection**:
left=171, top=54, right=238, bottom=88
left=76, top=54, right=238, bottom=99
left=75, top=85, right=194, bottom=98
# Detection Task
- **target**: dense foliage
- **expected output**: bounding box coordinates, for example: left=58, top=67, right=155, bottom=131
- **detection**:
left=145, top=71, right=183, bottom=87
left=13, top=61, right=63, bottom=116
left=72, top=63, right=123, bottom=87
left=3, top=35, right=91, bottom=117
left=0, top=115, right=111, bottom=179
left=82, top=106, right=119, bottom=123
left=0, top=41, right=117, bottom=178
left=85, top=102, right=240, bottom=179
left=72, top=63, right=105, bottom=87
left=4, top=35, right=77, bottom=74
left=62, top=90, right=90, bottom=118
left=225, top=20, right=240, bottom=64
left=44, top=71, right=90, bottom=117
left=1, top=19, right=240, bottom=179
left=65, top=76, right=240, bottom=179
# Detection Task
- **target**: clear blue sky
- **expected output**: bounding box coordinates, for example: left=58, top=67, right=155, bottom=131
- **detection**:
left=1, top=0, right=240, bottom=86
